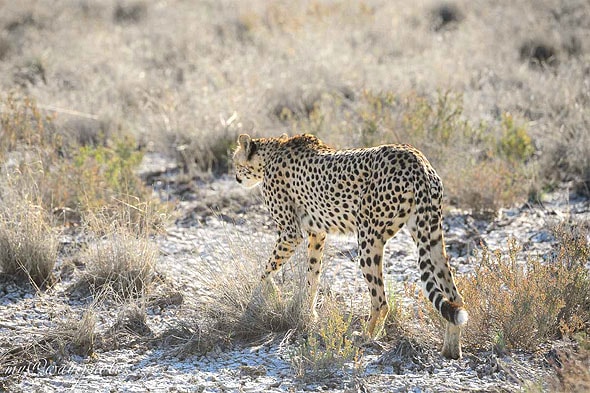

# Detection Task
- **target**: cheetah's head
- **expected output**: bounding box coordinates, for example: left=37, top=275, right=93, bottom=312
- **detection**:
left=233, top=134, right=264, bottom=188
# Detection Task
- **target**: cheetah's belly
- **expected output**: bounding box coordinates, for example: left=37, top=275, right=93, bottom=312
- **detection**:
left=297, top=200, right=359, bottom=234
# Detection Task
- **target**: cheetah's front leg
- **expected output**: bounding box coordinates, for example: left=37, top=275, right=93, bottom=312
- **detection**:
left=306, top=232, right=326, bottom=318
left=261, top=230, right=303, bottom=294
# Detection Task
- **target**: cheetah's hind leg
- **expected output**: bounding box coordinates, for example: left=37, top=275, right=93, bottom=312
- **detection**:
left=441, top=322, right=463, bottom=359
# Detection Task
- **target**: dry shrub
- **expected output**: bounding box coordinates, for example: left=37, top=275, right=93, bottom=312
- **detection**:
left=154, top=319, right=209, bottom=360
left=0, top=310, right=96, bottom=373
left=458, top=223, right=590, bottom=352
left=0, top=190, right=57, bottom=289
left=0, top=93, right=58, bottom=159
left=445, top=159, right=530, bottom=217
left=430, top=3, right=463, bottom=32
left=155, top=113, right=243, bottom=176
left=542, top=122, right=590, bottom=197
left=550, top=334, right=590, bottom=393
left=113, top=1, right=147, bottom=24
left=73, top=225, right=158, bottom=300
left=520, top=39, right=559, bottom=68
left=99, top=302, right=152, bottom=351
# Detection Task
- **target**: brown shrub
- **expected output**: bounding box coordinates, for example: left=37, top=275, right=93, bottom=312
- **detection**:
left=457, top=223, right=590, bottom=352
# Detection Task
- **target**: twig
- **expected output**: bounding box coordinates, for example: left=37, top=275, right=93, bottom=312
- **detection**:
left=37, top=104, right=99, bottom=120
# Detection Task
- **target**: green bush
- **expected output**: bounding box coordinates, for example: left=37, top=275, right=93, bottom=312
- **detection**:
left=290, top=298, right=361, bottom=380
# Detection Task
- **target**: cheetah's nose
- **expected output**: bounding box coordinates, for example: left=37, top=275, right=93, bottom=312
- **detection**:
left=236, top=175, right=242, bottom=183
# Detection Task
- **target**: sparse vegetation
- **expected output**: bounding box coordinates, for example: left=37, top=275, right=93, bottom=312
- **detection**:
left=290, top=298, right=361, bottom=380
left=0, top=0, right=589, bottom=390
left=549, top=333, right=590, bottom=392
left=192, top=234, right=310, bottom=343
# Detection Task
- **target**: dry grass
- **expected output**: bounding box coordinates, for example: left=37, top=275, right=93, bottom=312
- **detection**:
left=291, top=90, right=536, bottom=213
left=407, top=222, right=589, bottom=354
left=549, top=334, right=590, bottom=392
left=0, top=189, right=57, bottom=289
left=193, top=235, right=311, bottom=342
left=290, top=298, right=362, bottom=381
left=72, top=226, right=158, bottom=300
left=0, top=309, right=96, bottom=373
left=0, top=1, right=588, bottom=388
left=0, top=94, right=164, bottom=224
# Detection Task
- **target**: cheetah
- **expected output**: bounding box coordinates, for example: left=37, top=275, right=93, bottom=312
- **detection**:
left=233, top=133, right=468, bottom=359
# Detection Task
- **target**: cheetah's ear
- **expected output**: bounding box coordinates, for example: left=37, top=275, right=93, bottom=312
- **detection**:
left=238, top=134, right=251, bottom=149
left=238, top=134, right=258, bottom=160
left=279, top=133, right=288, bottom=140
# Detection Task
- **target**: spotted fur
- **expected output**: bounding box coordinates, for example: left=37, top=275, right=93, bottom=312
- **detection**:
left=233, top=133, right=467, bottom=359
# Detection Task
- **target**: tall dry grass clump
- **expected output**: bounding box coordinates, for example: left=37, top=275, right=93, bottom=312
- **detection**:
left=457, top=222, right=590, bottom=352
left=193, top=234, right=311, bottom=342
left=187, top=228, right=364, bottom=377
left=0, top=190, right=57, bottom=288
left=71, top=207, right=161, bottom=301
left=74, top=224, right=159, bottom=300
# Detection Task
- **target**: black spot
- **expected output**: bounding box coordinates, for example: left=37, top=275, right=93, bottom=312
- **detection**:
left=373, top=254, right=381, bottom=266
left=371, top=288, right=377, bottom=297
left=426, top=281, right=434, bottom=292
left=366, top=273, right=373, bottom=283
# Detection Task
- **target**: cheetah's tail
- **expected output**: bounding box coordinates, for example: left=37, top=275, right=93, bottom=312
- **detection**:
left=441, top=301, right=469, bottom=326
